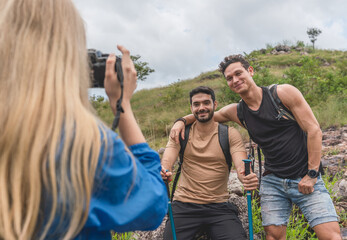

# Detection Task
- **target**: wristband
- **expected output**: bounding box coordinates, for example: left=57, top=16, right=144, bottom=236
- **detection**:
left=174, top=117, right=186, bottom=125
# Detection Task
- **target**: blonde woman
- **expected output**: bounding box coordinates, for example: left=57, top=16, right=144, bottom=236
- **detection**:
left=0, top=0, right=168, bottom=239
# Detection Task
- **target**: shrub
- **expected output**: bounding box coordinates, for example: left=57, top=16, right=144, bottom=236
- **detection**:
left=161, top=82, right=184, bottom=106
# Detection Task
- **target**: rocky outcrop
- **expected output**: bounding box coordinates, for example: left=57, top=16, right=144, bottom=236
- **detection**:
left=322, top=125, right=347, bottom=176
left=270, top=44, right=291, bottom=55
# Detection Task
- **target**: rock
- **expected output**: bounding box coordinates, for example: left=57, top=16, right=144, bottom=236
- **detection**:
left=134, top=216, right=167, bottom=240
left=271, top=49, right=278, bottom=55
left=228, top=171, right=243, bottom=196
left=336, top=201, right=347, bottom=211
left=333, top=179, right=347, bottom=202
left=199, top=73, right=222, bottom=81
left=342, top=227, right=347, bottom=240
left=274, top=45, right=291, bottom=52
left=325, top=165, right=341, bottom=176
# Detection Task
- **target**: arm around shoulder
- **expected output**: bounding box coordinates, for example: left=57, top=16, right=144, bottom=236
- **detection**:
left=215, top=103, right=242, bottom=126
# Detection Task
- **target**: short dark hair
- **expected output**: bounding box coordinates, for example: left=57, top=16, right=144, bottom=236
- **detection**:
left=189, top=86, right=215, bottom=105
left=218, top=54, right=250, bottom=75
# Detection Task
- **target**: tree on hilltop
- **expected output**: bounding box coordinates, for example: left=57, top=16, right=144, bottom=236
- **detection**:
left=307, top=27, right=322, bottom=50
left=131, top=55, right=155, bottom=81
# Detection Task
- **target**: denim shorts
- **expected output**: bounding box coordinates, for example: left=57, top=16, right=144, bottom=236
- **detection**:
left=259, top=173, right=338, bottom=228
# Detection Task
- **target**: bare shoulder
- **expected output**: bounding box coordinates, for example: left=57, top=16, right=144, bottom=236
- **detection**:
left=277, top=84, right=300, bottom=95
left=276, top=84, right=304, bottom=107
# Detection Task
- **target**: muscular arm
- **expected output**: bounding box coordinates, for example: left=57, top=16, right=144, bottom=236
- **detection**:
left=277, top=84, right=322, bottom=193
left=216, top=103, right=243, bottom=126
left=160, top=146, right=180, bottom=181
left=170, top=103, right=244, bottom=144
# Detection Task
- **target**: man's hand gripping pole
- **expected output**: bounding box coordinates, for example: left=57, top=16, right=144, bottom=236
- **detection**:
left=243, top=159, right=254, bottom=240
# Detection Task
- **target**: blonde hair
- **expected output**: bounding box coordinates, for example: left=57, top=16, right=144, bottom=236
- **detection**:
left=0, top=0, right=105, bottom=239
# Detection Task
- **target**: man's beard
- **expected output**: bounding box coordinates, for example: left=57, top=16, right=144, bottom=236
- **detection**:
left=194, top=109, right=214, bottom=123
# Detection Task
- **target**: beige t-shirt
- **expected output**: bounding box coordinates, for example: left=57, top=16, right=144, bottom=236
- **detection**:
left=166, top=122, right=246, bottom=204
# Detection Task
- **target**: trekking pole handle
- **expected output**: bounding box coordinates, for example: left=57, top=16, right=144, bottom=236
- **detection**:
left=243, top=159, right=252, bottom=176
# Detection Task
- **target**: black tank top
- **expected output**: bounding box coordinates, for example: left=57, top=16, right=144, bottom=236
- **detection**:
left=240, top=87, right=310, bottom=179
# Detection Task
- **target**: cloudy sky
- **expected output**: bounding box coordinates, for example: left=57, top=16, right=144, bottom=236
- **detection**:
left=73, top=0, right=347, bottom=91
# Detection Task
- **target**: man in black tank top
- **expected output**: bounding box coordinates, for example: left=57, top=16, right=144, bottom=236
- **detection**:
left=171, top=56, right=341, bottom=239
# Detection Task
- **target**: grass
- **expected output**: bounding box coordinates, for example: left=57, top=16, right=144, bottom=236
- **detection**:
left=112, top=231, right=136, bottom=240
left=90, top=95, right=114, bottom=126
left=285, top=206, right=317, bottom=240
left=251, top=193, right=264, bottom=239
left=256, top=52, right=305, bottom=67
left=312, top=94, right=347, bottom=129
left=325, top=147, right=341, bottom=156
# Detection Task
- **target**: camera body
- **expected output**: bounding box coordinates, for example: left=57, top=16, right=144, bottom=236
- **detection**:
left=88, top=49, right=121, bottom=88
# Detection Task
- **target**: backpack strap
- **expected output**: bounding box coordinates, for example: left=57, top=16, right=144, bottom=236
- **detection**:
left=257, top=145, right=262, bottom=184
left=218, top=123, right=232, bottom=172
left=170, top=124, right=191, bottom=202
left=237, top=101, right=247, bottom=129
left=267, top=84, right=295, bottom=121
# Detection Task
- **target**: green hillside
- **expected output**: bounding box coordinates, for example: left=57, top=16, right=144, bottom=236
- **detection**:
left=92, top=46, right=347, bottom=150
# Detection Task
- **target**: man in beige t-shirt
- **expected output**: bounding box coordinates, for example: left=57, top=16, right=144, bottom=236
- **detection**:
left=161, top=86, right=258, bottom=240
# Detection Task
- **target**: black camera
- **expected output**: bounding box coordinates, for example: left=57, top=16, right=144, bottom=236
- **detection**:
left=88, top=49, right=122, bottom=88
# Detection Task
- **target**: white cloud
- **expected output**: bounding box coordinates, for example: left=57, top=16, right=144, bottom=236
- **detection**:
left=73, top=0, right=347, bottom=91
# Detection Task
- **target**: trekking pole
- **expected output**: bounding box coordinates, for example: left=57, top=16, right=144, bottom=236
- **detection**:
left=243, top=159, right=254, bottom=240
left=165, top=176, right=177, bottom=240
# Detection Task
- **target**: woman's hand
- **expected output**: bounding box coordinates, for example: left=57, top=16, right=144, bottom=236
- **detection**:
left=104, top=45, right=137, bottom=113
